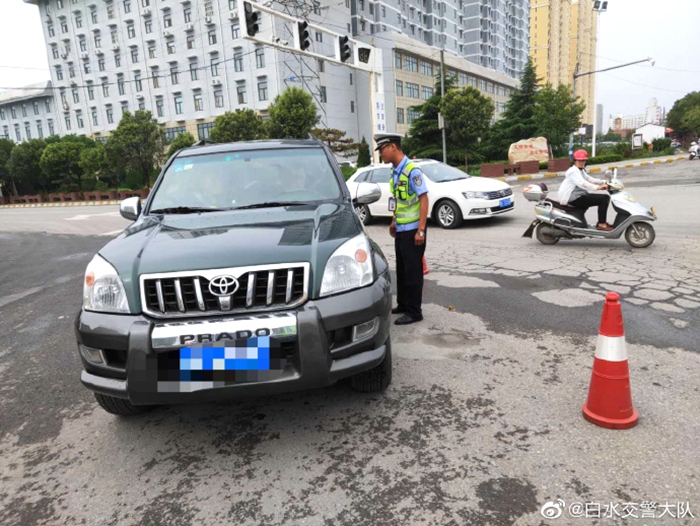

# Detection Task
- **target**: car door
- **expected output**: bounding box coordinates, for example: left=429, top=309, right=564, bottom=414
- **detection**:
left=367, top=167, right=392, bottom=217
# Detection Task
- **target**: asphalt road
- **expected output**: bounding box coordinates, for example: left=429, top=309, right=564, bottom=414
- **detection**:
left=0, top=161, right=698, bottom=526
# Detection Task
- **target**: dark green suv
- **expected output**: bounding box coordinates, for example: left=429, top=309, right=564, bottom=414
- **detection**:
left=75, top=140, right=392, bottom=415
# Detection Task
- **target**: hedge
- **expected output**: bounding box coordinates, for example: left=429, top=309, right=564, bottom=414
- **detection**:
left=588, top=154, right=624, bottom=165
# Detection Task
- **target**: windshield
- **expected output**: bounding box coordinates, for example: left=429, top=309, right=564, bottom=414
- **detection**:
left=419, top=163, right=470, bottom=183
left=148, top=148, right=341, bottom=212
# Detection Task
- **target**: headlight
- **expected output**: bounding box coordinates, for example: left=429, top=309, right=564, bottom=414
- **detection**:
left=320, top=234, right=374, bottom=297
left=83, top=255, right=130, bottom=313
left=463, top=191, right=487, bottom=199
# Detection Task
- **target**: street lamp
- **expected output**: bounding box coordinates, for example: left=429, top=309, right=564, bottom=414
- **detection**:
left=591, top=1, right=607, bottom=157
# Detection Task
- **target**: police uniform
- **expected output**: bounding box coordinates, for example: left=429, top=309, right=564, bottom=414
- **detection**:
left=373, top=134, right=428, bottom=324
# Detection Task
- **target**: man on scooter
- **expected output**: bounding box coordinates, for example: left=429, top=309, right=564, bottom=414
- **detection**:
left=558, top=150, right=612, bottom=231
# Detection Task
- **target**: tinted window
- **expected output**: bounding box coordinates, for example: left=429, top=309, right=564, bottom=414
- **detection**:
left=150, top=148, right=341, bottom=211
left=354, top=170, right=370, bottom=183
left=419, top=163, right=469, bottom=183
left=370, top=167, right=392, bottom=184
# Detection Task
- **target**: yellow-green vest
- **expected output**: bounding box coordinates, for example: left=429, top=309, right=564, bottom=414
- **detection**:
left=389, top=162, right=421, bottom=225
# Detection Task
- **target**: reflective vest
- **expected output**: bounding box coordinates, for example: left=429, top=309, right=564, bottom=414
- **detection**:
left=389, top=161, right=421, bottom=225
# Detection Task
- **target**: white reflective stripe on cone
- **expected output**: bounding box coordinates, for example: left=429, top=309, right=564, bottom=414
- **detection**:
left=595, top=334, right=628, bottom=362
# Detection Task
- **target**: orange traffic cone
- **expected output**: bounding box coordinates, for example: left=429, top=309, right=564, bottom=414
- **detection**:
left=422, top=256, right=429, bottom=275
left=582, top=292, right=638, bottom=429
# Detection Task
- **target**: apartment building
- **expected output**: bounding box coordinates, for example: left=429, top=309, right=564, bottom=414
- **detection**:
left=351, top=0, right=529, bottom=79
left=0, top=82, right=57, bottom=142
left=529, top=0, right=598, bottom=125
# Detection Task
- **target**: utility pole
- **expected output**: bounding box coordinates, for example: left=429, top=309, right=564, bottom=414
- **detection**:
left=440, top=48, right=446, bottom=163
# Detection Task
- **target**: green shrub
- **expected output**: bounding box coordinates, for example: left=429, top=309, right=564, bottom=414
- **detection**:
left=539, top=161, right=548, bottom=170
left=125, top=170, right=144, bottom=190
left=652, top=138, right=672, bottom=152
left=341, top=166, right=357, bottom=180
left=588, top=154, right=624, bottom=165
left=662, top=148, right=675, bottom=155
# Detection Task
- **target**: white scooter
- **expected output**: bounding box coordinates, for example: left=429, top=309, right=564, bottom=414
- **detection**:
left=689, top=142, right=698, bottom=160
left=522, top=169, right=657, bottom=248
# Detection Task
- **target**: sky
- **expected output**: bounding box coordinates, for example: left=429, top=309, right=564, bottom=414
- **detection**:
left=1, top=0, right=699, bottom=124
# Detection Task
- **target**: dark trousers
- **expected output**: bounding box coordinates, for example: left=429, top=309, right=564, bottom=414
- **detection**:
left=395, top=228, right=426, bottom=318
left=569, top=193, right=611, bottom=224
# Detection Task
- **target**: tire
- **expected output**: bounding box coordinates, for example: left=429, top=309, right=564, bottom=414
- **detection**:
left=94, top=393, right=152, bottom=416
left=625, top=222, right=655, bottom=248
left=435, top=200, right=463, bottom=229
left=350, top=338, right=392, bottom=393
left=354, top=204, right=373, bottom=225
left=535, top=223, right=560, bottom=245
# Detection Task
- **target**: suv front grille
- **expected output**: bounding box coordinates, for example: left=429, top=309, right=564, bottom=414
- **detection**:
left=141, top=263, right=309, bottom=318
left=484, top=188, right=513, bottom=200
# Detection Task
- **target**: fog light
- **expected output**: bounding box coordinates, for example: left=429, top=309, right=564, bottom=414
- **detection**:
left=470, top=208, right=487, bottom=215
left=352, top=317, right=379, bottom=342
left=79, top=344, right=105, bottom=365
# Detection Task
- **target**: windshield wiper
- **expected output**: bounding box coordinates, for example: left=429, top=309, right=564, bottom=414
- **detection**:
left=233, top=201, right=308, bottom=210
left=436, top=177, right=468, bottom=182
left=149, top=206, right=224, bottom=214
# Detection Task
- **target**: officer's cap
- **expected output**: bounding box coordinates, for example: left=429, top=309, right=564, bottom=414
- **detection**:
left=373, top=133, right=402, bottom=151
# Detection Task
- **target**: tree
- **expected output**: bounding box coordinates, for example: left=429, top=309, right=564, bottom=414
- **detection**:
left=79, top=143, right=111, bottom=189
left=7, top=139, right=47, bottom=195
left=266, top=87, right=319, bottom=139
left=40, top=140, right=87, bottom=192
left=666, top=91, right=700, bottom=140
left=0, top=138, right=15, bottom=196
left=681, top=105, right=700, bottom=139
left=105, top=110, right=164, bottom=188
left=210, top=109, right=266, bottom=143
left=165, top=132, right=196, bottom=160
left=312, top=128, right=359, bottom=157
left=356, top=137, right=371, bottom=167
left=441, top=87, right=494, bottom=169
left=533, top=83, right=586, bottom=156
left=483, top=57, right=539, bottom=160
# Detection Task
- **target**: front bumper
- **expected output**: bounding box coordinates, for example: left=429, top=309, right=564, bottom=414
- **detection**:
left=76, top=273, right=391, bottom=405
left=459, top=196, right=515, bottom=218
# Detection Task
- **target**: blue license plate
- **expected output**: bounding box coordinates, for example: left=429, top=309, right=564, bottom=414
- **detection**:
left=180, top=336, right=271, bottom=373
left=499, top=198, right=512, bottom=208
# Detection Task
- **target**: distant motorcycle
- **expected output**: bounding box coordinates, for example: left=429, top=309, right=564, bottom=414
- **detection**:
left=689, top=142, right=698, bottom=160
left=522, top=169, right=657, bottom=248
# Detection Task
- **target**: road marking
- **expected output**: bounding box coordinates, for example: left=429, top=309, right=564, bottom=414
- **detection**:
left=100, top=229, right=124, bottom=236
left=65, top=212, right=121, bottom=221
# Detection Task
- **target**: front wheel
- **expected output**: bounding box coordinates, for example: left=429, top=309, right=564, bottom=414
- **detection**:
left=350, top=338, right=392, bottom=393
left=354, top=204, right=373, bottom=225
left=435, top=200, right=463, bottom=229
left=625, top=222, right=655, bottom=248
left=535, top=223, right=560, bottom=245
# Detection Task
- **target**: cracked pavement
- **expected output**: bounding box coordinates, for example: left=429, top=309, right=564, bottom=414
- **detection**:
left=0, top=161, right=698, bottom=525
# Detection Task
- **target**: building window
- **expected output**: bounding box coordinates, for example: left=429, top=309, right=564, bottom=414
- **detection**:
left=124, top=0, right=131, bottom=13
left=135, top=72, right=142, bottom=91
left=0, top=109, right=4, bottom=120
left=87, top=85, right=94, bottom=100
left=152, top=73, right=160, bottom=88
left=407, top=108, right=419, bottom=124
left=211, top=59, right=220, bottom=76
left=256, top=48, right=265, bottom=68
left=121, top=102, right=129, bottom=114
left=350, top=101, right=355, bottom=113
left=394, top=51, right=402, bottom=69
left=93, top=33, right=101, bottom=47
left=21, top=104, right=27, bottom=117
left=51, top=45, right=59, bottom=59
left=319, top=86, right=327, bottom=103
left=350, top=73, right=353, bottom=85
left=167, top=40, right=176, bottom=54
left=189, top=62, right=199, bottom=81
left=48, top=120, right=54, bottom=134
left=258, top=81, right=268, bottom=101
left=395, top=80, right=403, bottom=97
left=84, top=61, right=91, bottom=74
left=149, top=45, right=156, bottom=59
left=118, top=77, right=125, bottom=95
left=187, top=34, right=195, bottom=49
left=90, top=9, right=97, bottom=23
left=45, top=100, right=51, bottom=113
left=237, top=85, right=247, bottom=104
left=397, top=108, right=404, bottom=124
left=170, top=67, right=179, bottom=84
left=156, top=98, right=164, bottom=117
left=102, top=83, right=109, bottom=97
left=61, top=20, right=68, bottom=33
left=174, top=95, right=183, bottom=114
left=315, top=31, right=323, bottom=42
left=317, top=59, right=324, bottom=73
left=421, top=61, right=433, bottom=76
left=228, top=0, right=236, bottom=8
left=139, top=101, right=145, bottom=112
left=131, top=48, right=139, bottom=63
left=231, top=23, right=240, bottom=39
left=142, top=0, right=150, bottom=6
left=48, top=25, right=55, bottom=37
left=208, top=30, right=217, bottom=45
left=25, top=124, right=32, bottom=140
left=382, top=5, right=386, bottom=16
left=69, top=65, right=75, bottom=78
left=405, top=82, right=419, bottom=98
left=193, top=92, right=203, bottom=111
left=76, top=112, right=84, bottom=128
left=214, top=90, right=224, bottom=108
left=79, top=37, right=87, bottom=52
left=145, top=19, right=152, bottom=33
left=459, top=73, right=467, bottom=85
left=33, top=102, right=40, bottom=115
left=184, top=8, right=192, bottom=23
left=421, top=86, right=434, bottom=100
left=164, top=14, right=172, bottom=28
left=72, top=89, right=80, bottom=103
left=233, top=52, right=243, bottom=72
left=14, top=125, right=21, bottom=141
left=127, top=23, right=135, bottom=39
left=115, top=53, right=121, bottom=67
left=107, top=4, right=115, bottom=18
left=92, top=108, right=98, bottom=126
left=106, top=107, right=114, bottom=123
left=10, top=107, right=16, bottom=119
left=197, top=122, right=214, bottom=140
left=57, top=0, right=64, bottom=9
left=163, top=126, right=186, bottom=143
left=404, top=56, right=418, bottom=72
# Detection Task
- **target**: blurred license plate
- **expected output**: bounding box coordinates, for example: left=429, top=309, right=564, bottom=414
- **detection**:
left=500, top=198, right=512, bottom=208
left=180, top=336, right=272, bottom=372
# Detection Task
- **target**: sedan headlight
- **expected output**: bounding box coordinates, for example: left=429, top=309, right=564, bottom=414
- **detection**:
left=83, top=255, right=130, bottom=313
left=320, top=234, right=374, bottom=297
left=463, top=191, right=487, bottom=199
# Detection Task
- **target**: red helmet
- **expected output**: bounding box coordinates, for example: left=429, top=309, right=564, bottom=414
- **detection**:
left=573, top=149, right=589, bottom=161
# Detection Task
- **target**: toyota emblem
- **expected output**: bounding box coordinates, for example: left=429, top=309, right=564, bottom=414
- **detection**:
left=208, top=275, right=239, bottom=297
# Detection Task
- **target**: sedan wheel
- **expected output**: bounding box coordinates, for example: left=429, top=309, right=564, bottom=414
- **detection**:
left=436, top=201, right=463, bottom=229
left=354, top=204, right=372, bottom=225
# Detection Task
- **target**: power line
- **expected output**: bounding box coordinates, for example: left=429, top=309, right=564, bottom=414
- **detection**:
left=605, top=74, right=689, bottom=94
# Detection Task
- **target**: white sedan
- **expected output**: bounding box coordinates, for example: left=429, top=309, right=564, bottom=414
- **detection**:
left=345, top=160, right=514, bottom=229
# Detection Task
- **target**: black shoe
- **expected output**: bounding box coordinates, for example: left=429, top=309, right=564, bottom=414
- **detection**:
left=391, top=306, right=406, bottom=314
left=394, top=314, right=423, bottom=325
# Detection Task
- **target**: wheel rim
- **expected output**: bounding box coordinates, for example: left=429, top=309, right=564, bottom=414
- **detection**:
left=355, top=205, right=366, bottom=222
left=438, top=204, right=454, bottom=226
left=630, top=224, right=650, bottom=244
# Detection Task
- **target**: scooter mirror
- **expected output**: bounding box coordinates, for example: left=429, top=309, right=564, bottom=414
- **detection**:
left=605, top=170, right=613, bottom=182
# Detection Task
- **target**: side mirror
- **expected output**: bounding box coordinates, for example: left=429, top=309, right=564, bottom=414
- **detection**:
left=354, top=182, right=381, bottom=205
left=119, top=196, right=141, bottom=221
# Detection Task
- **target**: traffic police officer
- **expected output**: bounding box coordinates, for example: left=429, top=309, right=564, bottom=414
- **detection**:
left=374, top=133, right=429, bottom=325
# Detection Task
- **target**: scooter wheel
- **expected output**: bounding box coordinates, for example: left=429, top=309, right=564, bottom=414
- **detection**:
left=625, top=222, right=655, bottom=248
left=535, top=223, right=560, bottom=245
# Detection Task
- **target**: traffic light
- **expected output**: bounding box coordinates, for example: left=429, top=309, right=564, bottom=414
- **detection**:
left=358, top=47, right=371, bottom=64
left=298, top=21, right=311, bottom=51
left=244, top=1, right=260, bottom=37
left=339, top=35, right=352, bottom=63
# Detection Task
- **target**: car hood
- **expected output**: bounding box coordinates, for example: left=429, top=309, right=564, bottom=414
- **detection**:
left=99, top=202, right=362, bottom=311
left=430, top=176, right=511, bottom=194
